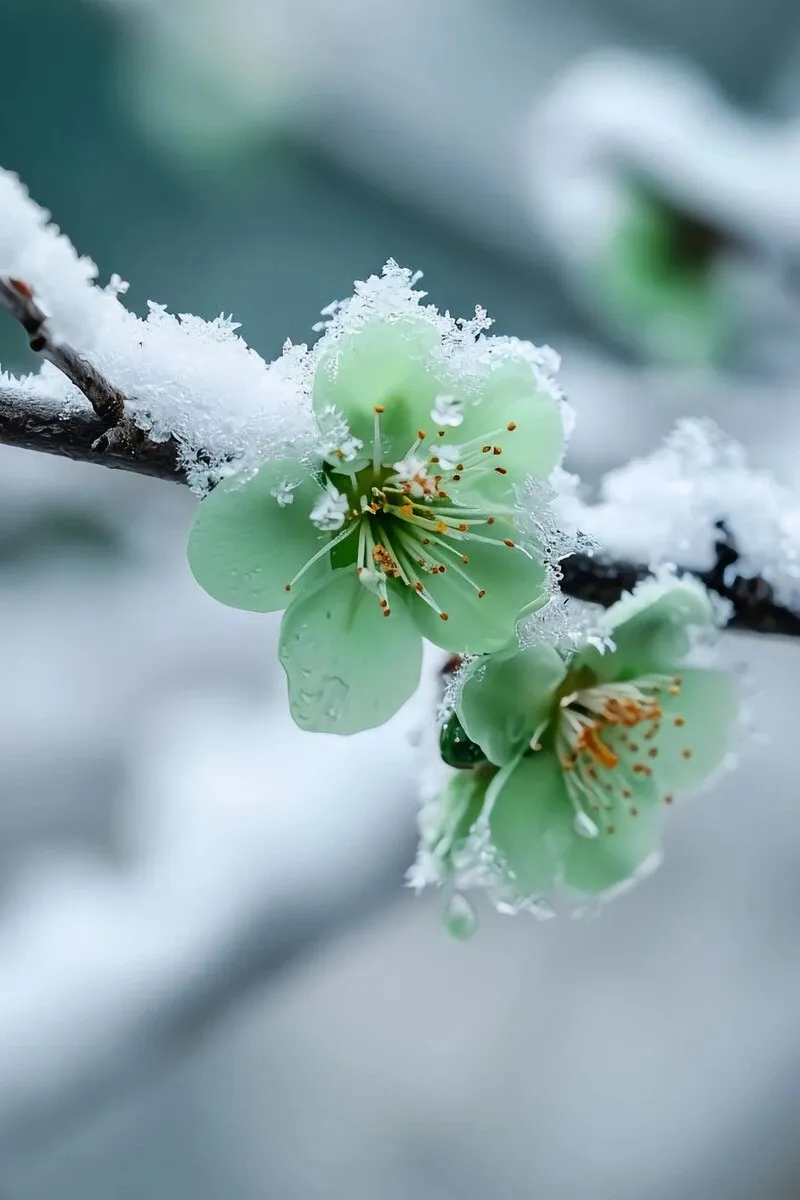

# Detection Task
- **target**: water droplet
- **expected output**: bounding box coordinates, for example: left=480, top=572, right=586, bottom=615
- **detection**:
left=319, top=676, right=349, bottom=721
left=574, top=810, right=600, bottom=839
left=444, top=894, right=478, bottom=940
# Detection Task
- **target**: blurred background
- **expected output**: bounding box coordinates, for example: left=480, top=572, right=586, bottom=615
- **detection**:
left=0, top=0, right=799, bottom=1196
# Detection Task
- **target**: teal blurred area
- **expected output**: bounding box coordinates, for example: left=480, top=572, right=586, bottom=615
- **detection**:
left=0, top=3, right=800, bottom=1199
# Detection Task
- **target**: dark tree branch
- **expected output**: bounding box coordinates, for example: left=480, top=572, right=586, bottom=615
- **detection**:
left=561, top=534, right=800, bottom=638
left=0, top=387, right=185, bottom=481
left=0, top=280, right=797, bottom=636
left=0, top=275, right=184, bottom=476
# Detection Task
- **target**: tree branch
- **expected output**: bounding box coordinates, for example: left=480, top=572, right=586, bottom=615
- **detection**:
left=0, top=386, right=184, bottom=481
left=0, top=277, right=797, bottom=637
left=561, top=542, right=800, bottom=638
left=0, top=275, right=184, bottom=480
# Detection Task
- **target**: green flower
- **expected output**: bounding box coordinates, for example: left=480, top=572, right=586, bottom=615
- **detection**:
left=597, top=184, right=729, bottom=365
left=188, top=269, right=566, bottom=735
left=417, top=573, right=738, bottom=907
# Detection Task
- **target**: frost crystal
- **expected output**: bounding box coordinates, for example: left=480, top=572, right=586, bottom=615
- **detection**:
left=270, top=479, right=299, bottom=507
left=309, top=485, right=349, bottom=531
left=430, top=394, right=464, bottom=428
left=315, top=403, right=363, bottom=464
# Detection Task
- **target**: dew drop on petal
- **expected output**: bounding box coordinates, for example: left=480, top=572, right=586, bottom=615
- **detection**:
left=444, top=893, right=478, bottom=940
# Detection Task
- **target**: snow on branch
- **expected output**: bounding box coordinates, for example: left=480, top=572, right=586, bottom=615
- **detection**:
left=558, top=420, right=800, bottom=634
left=0, top=169, right=309, bottom=491
left=0, top=167, right=798, bottom=637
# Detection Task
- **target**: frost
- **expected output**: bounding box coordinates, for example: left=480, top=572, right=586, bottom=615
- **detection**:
left=301, top=262, right=568, bottom=440
left=517, top=592, right=611, bottom=658
left=561, top=418, right=800, bottom=610
left=516, top=472, right=596, bottom=567
left=309, top=485, right=349, bottom=531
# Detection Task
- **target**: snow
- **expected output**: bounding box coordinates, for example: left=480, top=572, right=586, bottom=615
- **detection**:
left=0, top=170, right=314, bottom=492
left=560, top=417, right=800, bottom=609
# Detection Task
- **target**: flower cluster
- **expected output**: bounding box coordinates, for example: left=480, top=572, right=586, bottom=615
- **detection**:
left=411, top=573, right=739, bottom=931
left=186, top=263, right=741, bottom=934
left=188, top=264, right=568, bottom=734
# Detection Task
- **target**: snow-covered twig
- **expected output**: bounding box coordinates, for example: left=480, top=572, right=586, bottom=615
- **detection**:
left=0, top=381, right=184, bottom=481
left=0, top=275, right=184, bottom=477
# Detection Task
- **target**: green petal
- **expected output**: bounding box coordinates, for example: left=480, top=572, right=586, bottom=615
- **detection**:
left=581, top=575, right=715, bottom=681
left=405, top=537, right=548, bottom=654
left=646, top=667, right=738, bottom=795
left=278, top=567, right=422, bottom=734
left=313, top=318, right=441, bottom=465
left=187, top=459, right=327, bottom=612
left=489, top=753, right=574, bottom=896
left=429, top=770, right=489, bottom=867
left=445, top=351, right=564, bottom=504
left=457, top=644, right=566, bottom=766
left=562, top=730, right=662, bottom=894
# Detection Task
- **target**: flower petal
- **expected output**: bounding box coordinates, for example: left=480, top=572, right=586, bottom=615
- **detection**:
left=488, top=752, right=574, bottom=896
left=187, top=459, right=327, bottom=612
left=428, top=770, right=489, bottom=868
left=562, top=750, right=662, bottom=895
left=446, top=350, right=564, bottom=504
left=647, top=667, right=738, bottom=795
left=458, top=644, right=567, bottom=766
left=278, top=567, right=422, bottom=734
left=313, top=318, right=441, bottom=465
left=581, top=574, right=716, bottom=680
left=405, top=538, right=548, bottom=654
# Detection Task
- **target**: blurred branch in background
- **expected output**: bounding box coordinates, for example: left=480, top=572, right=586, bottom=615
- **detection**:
left=0, top=686, right=428, bottom=1159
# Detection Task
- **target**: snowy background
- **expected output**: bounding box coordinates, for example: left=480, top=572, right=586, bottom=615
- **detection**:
left=0, top=0, right=799, bottom=1196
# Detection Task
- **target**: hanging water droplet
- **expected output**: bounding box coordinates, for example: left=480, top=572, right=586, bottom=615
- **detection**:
left=574, top=810, right=600, bottom=839
left=444, top=893, right=478, bottom=940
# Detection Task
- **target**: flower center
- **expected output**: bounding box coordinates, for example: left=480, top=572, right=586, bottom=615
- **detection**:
left=285, top=402, right=527, bottom=619
left=552, top=674, right=687, bottom=838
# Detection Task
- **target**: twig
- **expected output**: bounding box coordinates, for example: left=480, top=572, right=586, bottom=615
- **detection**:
left=0, top=285, right=797, bottom=636
left=561, top=533, right=800, bottom=638
left=0, top=274, right=183, bottom=471
left=0, top=386, right=184, bottom=481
